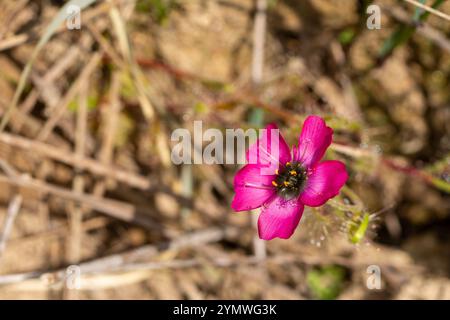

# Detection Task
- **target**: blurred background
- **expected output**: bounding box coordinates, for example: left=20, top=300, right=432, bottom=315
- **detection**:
left=0, top=0, right=449, bottom=299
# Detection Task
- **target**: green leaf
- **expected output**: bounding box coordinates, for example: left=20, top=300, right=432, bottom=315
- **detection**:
left=413, top=0, right=427, bottom=22
left=379, top=26, right=415, bottom=58
left=378, top=0, right=445, bottom=59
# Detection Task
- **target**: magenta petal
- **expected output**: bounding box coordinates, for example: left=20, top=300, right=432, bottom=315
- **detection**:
left=295, top=115, right=333, bottom=168
left=257, top=197, right=304, bottom=240
left=232, top=164, right=276, bottom=211
left=247, top=123, right=291, bottom=168
left=300, top=160, right=348, bottom=207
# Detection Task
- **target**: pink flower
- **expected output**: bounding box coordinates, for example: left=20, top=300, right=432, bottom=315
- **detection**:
left=231, top=115, right=348, bottom=240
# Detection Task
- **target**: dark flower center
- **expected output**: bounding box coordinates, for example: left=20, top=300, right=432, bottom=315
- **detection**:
left=272, top=162, right=307, bottom=199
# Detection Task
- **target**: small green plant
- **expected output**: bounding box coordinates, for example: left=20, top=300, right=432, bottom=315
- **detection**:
left=136, top=0, right=177, bottom=24
left=338, top=28, right=356, bottom=45
left=306, top=265, right=346, bottom=300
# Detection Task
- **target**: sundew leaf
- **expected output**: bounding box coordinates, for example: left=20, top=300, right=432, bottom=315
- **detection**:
left=349, top=212, right=370, bottom=244
left=0, top=0, right=99, bottom=131
left=427, top=174, right=450, bottom=194
left=430, top=177, right=450, bottom=193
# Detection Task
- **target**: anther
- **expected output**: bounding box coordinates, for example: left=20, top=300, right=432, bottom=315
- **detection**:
left=283, top=181, right=290, bottom=187
left=272, top=181, right=278, bottom=187
left=290, top=170, right=297, bottom=176
left=275, top=169, right=279, bottom=175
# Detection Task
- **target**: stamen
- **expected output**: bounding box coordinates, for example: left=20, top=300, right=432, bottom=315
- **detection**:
left=244, top=183, right=273, bottom=190
left=272, top=181, right=278, bottom=187
left=275, top=169, right=279, bottom=175
left=290, top=170, right=297, bottom=176
left=283, top=181, right=290, bottom=186
left=297, top=139, right=311, bottom=164
left=259, top=146, right=280, bottom=166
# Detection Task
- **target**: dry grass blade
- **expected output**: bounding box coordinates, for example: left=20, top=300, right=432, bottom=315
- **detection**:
left=0, top=174, right=157, bottom=229
left=0, top=0, right=99, bottom=132
left=109, top=3, right=155, bottom=120
left=250, top=0, right=268, bottom=261
left=0, top=227, right=239, bottom=286
left=403, top=0, right=450, bottom=22
left=37, top=53, right=102, bottom=141
left=0, top=132, right=151, bottom=189
left=0, top=195, right=23, bottom=259
left=65, top=74, right=90, bottom=278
